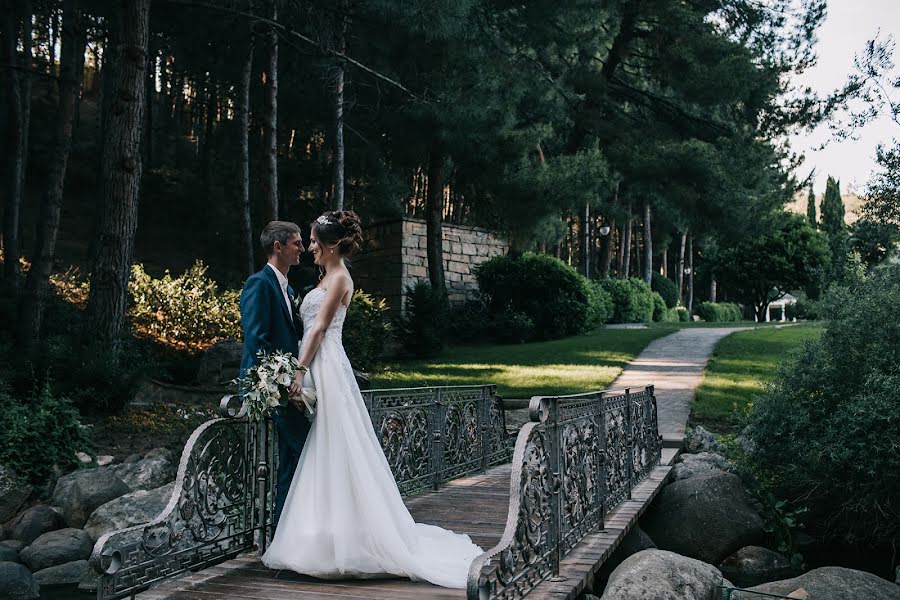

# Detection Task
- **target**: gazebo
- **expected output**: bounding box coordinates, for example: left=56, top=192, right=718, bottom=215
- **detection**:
left=758, top=292, right=797, bottom=322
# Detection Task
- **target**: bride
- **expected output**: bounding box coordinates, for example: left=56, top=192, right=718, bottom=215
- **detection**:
left=261, top=210, right=482, bottom=588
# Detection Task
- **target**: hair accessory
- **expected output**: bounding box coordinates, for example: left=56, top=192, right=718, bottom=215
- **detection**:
left=316, top=215, right=331, bottom=225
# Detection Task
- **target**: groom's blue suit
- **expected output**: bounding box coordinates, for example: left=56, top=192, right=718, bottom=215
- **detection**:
left=239, top=265, right=311, bottom=528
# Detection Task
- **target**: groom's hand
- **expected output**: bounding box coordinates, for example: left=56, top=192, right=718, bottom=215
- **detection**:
left=288, top=396, right=306, bottom=413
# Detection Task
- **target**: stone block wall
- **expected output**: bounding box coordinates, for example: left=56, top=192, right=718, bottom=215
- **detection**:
left=351, top=217, right=508, bottom=315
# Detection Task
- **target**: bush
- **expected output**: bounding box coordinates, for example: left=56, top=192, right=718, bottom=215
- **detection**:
left=447, top=300, right=492, bottom=343
left=651, top=292, right=667, bottom=322
left=343, top=290, right=391, bottom=372
left=598, top=278, right=655, bottom=323
left=0, top=382, right=92, bottom=486
left=394, top=281, right=448, bottom=357
left=651, top=272, right=679, bottom=308
left=476, top=253, right=590, bottom=339
left=128, top=261, right=242, bottom=350
left=490, top=309, right=536, bottom=344
left=585, top=282, right=614, bottom=330
left=784, top=296, right=819, bottom=321
left=696, top=302, right=742, bottom=322
left=666, top=306, right=690, bottom=322
left=744, top=266, right=900, bottom=545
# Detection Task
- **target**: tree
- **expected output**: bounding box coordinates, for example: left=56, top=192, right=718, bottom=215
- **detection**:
left=713, top=214, right=830, bottom=322
left=259, top=0, right=279, bottom=223
left=84, top=0, right=151, bottom=357
left=820, top=175, right=849, bottom=282
left=806, top=183, right=817, bottom=226
left=18, top=0, right=87, bottom=348
left=235, top=21, right=254, bottom=277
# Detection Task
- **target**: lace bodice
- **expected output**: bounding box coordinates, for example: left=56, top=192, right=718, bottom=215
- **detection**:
left=299, top=286, right=347, bottom=342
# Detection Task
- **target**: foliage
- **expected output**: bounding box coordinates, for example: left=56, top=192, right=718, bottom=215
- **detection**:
left=744, top=267, right=900, bottom=544
left=784, top=294, right=819, bottom=321
left=128, top=262, right=242, bottom=350
left=0, top=382, right=93, bottom=486
left=585, top=281, right=614, bottom=330
left=490, top=309, right=536, bottom=344
left=476, top=253, right=590, bottom=339
left=446, top=300, right=492, bottom=343
left=393, top=281, right=449, bottom=358
left=651, top=292, right=667, bottom=322
left=806, top=184, right=817, bottom=227
left=712, top=214, right=830, bottom=322
left=667, top=307, right=691, bottom=322
left=598, top=278, right=655, bottom=324
left=862, top=142, right=900, bottom=230
left=695, top=302, right=742, bottom=322
left=651, top=272, right=679, bottom=309
left=850, top=218, right=900, bottom=269
left=343, top=290, right=391, bottom=372
left=820, top=176, right=850, bottom=283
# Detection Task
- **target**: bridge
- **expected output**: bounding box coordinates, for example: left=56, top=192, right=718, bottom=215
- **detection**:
left=88, top=384, right=674, bottom=600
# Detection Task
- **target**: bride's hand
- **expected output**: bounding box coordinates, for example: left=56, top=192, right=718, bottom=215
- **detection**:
left=289, top=371, right=303, bottom=397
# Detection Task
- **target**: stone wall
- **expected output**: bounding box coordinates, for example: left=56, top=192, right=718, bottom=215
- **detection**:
left=351, top=218, right=508, bottom=315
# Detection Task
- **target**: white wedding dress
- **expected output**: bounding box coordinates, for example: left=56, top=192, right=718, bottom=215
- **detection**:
left=261, top=286, right=482, bottom=588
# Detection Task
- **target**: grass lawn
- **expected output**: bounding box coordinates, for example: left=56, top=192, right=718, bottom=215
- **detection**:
left=370, top=328, right=674, bottom=399
left=691, top=324, right=823, bottom=434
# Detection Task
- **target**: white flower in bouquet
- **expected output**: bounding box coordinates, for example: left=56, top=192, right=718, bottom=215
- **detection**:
left=230, top=349, right=302, bottom=422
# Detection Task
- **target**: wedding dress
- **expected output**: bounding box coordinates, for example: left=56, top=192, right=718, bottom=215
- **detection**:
left=261, top=286, right=482, bottom=588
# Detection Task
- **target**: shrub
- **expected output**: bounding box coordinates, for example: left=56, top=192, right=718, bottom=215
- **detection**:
left=343, top=290, right=391, bottom=372
left=476, top=253, right=590, bottom=339
left=490, top=309, right=536, bottom=344
left=651, top=292, right=667, bottom=322
left=585, top=282, right=614, bottom=330
left=666, top=306, right=690, bottom=322
left=128, top=261, right=242, bottom=350
left=447, top=300, right=492, bottom=343
left=394, top=281, right=448, bottom=357
left=696, top=302, right=742, bottom=322
left=598, top=278, right=655, bottom=323
left=0, top=382, right=93, bottom=486
left=744, top=266, right=900, bottom=545
left=784, top=296, right=819, bottom=321
left=651, top=272, right=679, bottom=308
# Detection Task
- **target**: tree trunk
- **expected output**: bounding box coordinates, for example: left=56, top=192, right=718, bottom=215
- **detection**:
left=172, top=69, right=184, bottom=166
left=260, top=0, right=279, bottom=222
left=18, top=0, right=86, bottom=348
left=581, top=203, right=590, bottom=276
left=96, top=13, right=118, bottom=180
left=236, top=31, right=254, bottom=277
left=19, top=0, right=32, bottom=202
left=331, top=3, right=347, bottom=211
left=676, top=230, right=687, bottom=305
left=201, top=73, right=216, bottom=195
left=710, top=279, right=717, bottom=303
left=621, top=218, right=632, bottom=278
left=687, top=233, right=694, bottom=315
left=601, top=218, right=615, bottom=278
left=143, top=36, right=153, bottom=167
left=84, top=0, right=150, bottom=357
left=2, top=3, right=25, bottom=290
left=425, top=144, right=446, bottom=294
left=661, top=248, right=667, bottom=277
left=642, top=200, right=652, bottom=285
left=615, top=224, right=624, bottom=277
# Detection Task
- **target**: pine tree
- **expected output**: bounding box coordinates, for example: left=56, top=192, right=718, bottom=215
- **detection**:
left=806, top=184, right=817, bottom=227
left=820, top=175, right=849, bottom=283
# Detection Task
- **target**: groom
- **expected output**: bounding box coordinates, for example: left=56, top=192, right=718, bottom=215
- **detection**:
left=239, top=221, right=311, bottom=528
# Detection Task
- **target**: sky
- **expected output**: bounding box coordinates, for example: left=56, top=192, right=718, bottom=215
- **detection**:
left=789, top=0, right=900, bottom=195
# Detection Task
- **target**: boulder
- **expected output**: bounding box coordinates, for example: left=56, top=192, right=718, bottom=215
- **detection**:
left=96, top=456, right=115, bottom=467
left=732, top=566, right=900, bottom=600
left=683, top=425, right=726, bottom=455
left=0, top=544, right=20, bottom=562
left=1, top=539, right=26, bottom=553
left=6, top=504, right=64, bottom=545
left=594, top=524, right=657, bottom=588
left=122, top=453, right=143, bottom=464
left=196, top=339, right=243, bottom=386
left=32, top=559, right=90, bottom=587
left=719, top=545, right=794, bottom=587
left=51, top=469, right=131, bottom=528
left=110, top=453, right=176, bottom=492
left=641, top=471, right=765, bottom=565
left=600, top=549, right=728, bottom=600
left=84, top=482, right=175, bottom=542
left=0, top=561, right=40, bottom=600
left=0, top=465, right=32, bottom=523
left=20, top=528, right=93, bottom=572
left=671, top=452, right=730, bottom=481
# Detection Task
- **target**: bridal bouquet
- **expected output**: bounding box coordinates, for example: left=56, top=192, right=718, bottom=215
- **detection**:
left=231, top=350, right=317, bottom=422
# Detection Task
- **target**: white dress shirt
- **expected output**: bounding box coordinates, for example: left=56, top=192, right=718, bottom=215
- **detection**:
left=267, top=263, right=293, bottom=318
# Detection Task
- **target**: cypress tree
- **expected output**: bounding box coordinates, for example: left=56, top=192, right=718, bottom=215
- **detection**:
left=820, top=176, right=849, bottom=282
left=806, top=184, right=817, bottom=227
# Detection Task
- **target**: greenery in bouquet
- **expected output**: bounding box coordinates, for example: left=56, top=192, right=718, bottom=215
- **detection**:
left=231, top=350, right=298, bottom=422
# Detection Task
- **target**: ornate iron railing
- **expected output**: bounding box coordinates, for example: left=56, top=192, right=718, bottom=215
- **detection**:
left=91, top=384, right=511, bottom=600
left=467, top=386, right=662, bottom=600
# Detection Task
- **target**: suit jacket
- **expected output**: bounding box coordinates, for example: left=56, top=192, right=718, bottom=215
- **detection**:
left=239, top=266, right=306, bottom=451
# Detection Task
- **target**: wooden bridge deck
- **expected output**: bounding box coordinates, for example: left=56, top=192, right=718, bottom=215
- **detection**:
left=137, top=459, right=673, bottom=600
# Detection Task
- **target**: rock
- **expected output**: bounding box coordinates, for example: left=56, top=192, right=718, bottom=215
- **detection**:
left=719, top=545, right=794, bottom=587
left=110, top=453, right=176, bottom=492
left=0, top=465, right=32, bottom=523
left=32, top=559, right=90, bottom=586
left=84, top=482, right=175, bottom=542
left=96, top=455, right=115, bottom=467
left=594, top=524, right=657, bottom=589
left=20, top=528, right=93, bottom=572
left=0, top=544, right=20, bottom=562
left=51, top=469, right=131, bottom=528
left=684, top=425, right=726, bottom=455
left=641, top=471, right=765, bottom=565
left=600, top=549, right=726, bottom=600
left=122, top=453, right=142, bottom=464
left=76, top=451, right=93, bottom=464
left=78, top=561, right=100, bottom=592
left=672, top=452, right=731, bottom=481
left=196, top=339, right=243, bottom=386
left=735, top=426, right=757, bottom=456
left=0, top=560, right=41, bottom=599
left=1, top=539, right=26, bottom=553
left=732, top=566, right=900, bottom=600
left=6, top=505, right=64, bottom=545
left=580, top=595, right=601, bottom=600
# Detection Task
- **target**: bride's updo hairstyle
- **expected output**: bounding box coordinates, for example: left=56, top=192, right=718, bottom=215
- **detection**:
left=311, top=210, right=364, bottom=256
